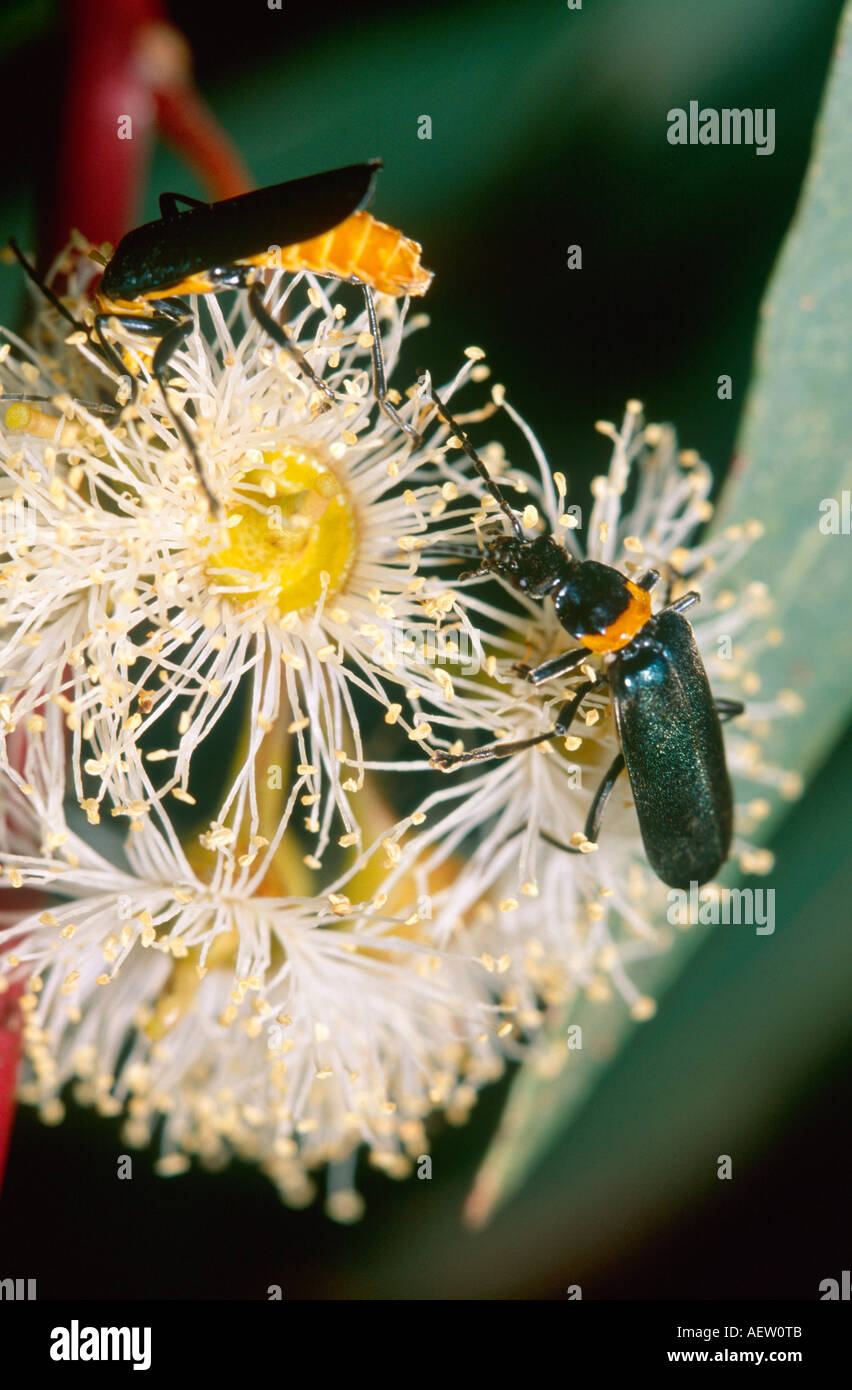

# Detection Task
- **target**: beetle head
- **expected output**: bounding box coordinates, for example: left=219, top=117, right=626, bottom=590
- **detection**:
left=483, top=532, right=571, bottom=596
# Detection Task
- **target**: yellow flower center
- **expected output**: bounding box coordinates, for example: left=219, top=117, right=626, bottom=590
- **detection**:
left=146, top=928, right=240, bottom=1041
left=208, top=448, right=356, bottom=613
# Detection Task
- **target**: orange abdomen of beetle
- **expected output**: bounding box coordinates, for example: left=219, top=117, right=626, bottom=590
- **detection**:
left=267, top=210, right=432, bottom=297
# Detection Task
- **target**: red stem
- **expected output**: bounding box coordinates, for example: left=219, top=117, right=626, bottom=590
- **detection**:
left=155, top=82, right=253, bottom=200
left=4, top=0, right=253, bottom=1194
left=45, top=0, right=165, bottom=260
left=43, top=1, right=253, bottom=266
left=0, top=983, right=23, bottom=1189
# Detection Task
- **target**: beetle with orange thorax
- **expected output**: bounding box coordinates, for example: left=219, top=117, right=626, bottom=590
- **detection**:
left=10, top=161, right=431, bottom=513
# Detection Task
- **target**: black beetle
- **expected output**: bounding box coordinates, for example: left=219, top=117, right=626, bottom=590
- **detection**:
left=422, top=382, right=743, bottom=890
left=8, top=162, right=431, bottom=511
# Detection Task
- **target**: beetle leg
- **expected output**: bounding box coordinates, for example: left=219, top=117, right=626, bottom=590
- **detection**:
left=361, top=285, right=423, bottom=445
left=551, top=680, right=598, bottom=736
left=582, top=751, right=627, bottom=843
left=7, top=238, right=88, bottom=337
left=158, top=192, right=209, bottom=219
left=151, top=319, right=221, bottom=516
left=97, top=305, right=221, bottom=513
left=522, top=647, right=593, bottom=686
left=430, top=680, right=594, bottom=770
left=94, top=306, right=189, bottom=397
left=634, top=568, right=660, bottom=592
left=247, top=281, right=335, bottom=408
left=660, top=558, right=696, bottom=605
left=714, top=698, right=744, bottom=723
left=660, top=589, right=700, bottom=616
left=430, top=725, right=556, bottom=769
left=93, top=313, right=146, bottom=403
left=540, top=749, right=627, bottom=858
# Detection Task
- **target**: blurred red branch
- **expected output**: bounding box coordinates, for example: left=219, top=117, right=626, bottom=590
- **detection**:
left=45, top=0, right=162, bottom=260
left=2, top=0, right=252, bottom=1194
left=152, top=43, right=253, bottom=202
left=43, top=0, right=252, bottom=265
left=0, top=982, right=23, bottom=1190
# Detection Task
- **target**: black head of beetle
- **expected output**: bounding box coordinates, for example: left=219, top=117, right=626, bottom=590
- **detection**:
left=479, top=533, right=571, bottom=596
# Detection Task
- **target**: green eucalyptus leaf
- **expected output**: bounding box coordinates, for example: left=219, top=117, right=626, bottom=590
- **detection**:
left=711, top=3, right=852, bottom=780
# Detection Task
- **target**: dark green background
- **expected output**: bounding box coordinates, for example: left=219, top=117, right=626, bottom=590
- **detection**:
left=0, top=0, right=849, bottom=1299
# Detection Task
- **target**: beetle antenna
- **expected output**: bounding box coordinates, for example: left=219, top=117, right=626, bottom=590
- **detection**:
left=421, top=540, right=484, bottom=559
left=7, top=239, right=89, bottom=336
left=420, top=377, right=524, bottom=540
